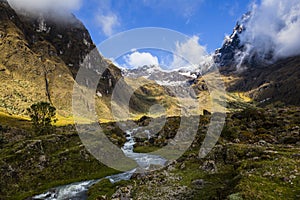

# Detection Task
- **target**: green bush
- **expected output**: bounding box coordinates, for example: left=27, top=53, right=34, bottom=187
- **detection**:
left=27, top=102, right=57, bottom=135
left=222, top=125, right=239, bottom=141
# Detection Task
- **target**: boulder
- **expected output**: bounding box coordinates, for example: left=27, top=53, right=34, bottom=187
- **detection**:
left=192, top=179, right=205, bottom=188
left=201, top=160, right=217, bottom=173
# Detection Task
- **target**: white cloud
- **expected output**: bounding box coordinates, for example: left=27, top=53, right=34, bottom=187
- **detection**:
left=240, top=0, right=300, bottom=59
left=96, top=13, right=120, bottom=36
left=124, top=51, right=159, bottom=68
left=8, top=0, right=82, bottom=12
left=171, top=36, right=208, bottom=69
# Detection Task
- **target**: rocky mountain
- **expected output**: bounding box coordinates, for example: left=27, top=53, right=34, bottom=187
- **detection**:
left=214, top=13, right=249, bottom=70
left=122, top=65, right=199, bottom=86
left=0, top=0, right=125, bottom=117
left=1, top=0, right=174, bottom=120
left=214, top=12, right=273, bottom=72
left=214, top=12, right=300, bottom=106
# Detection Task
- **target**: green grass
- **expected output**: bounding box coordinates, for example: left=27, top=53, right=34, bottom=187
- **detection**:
left=235, top=149, right=300, bottom=200
left=0, top=115, right=123, bottom=200
left=87, top=179, right=131, bottom=200
left=0, top=111, right=31, bottom=130
left=0, top=131, right=121, bottom=199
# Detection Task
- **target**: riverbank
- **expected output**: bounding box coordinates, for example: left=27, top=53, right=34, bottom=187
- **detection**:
left=31, top=127, right=167, bottom=199
left=0, top=121, right=125, bottom=199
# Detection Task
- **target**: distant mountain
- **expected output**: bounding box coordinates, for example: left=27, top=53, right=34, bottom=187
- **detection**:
left=122, top=65, right=200, bottom=86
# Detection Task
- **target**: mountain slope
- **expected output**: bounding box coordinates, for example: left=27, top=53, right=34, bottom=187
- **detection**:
left=0, top=0, right=123, bottom=118
left=214, top=12, right=300, bottom=106
left=227, top=56, right=300, bottom=105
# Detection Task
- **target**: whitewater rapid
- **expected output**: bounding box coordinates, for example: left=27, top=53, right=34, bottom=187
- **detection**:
left=32, top=130, right=166, bottom=200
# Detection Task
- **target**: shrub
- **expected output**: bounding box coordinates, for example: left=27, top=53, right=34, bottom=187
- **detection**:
left=27, top=102, right=57, bottom=134
left=222, top=125, right=239, bottom=141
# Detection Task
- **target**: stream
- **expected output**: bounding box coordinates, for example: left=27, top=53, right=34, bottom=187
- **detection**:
left=32, top=130, right=167, bottom=200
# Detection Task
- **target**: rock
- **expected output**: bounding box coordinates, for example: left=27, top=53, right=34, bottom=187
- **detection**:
left=233, top=138, right=240, bottom=143
left=203, top=109, right=211, bottom=115
left=252, top=157, right=260, bottom=161
left=180, top=163, right=186, bottom=170
left=282, top=177, right=289, bottom=182
left=292, top=154, right=300, bottom=158
left=96, top=91, right=102, bottom=98
left=263, top=172, right=272, bottom=177
left=97, top=195, right=107, bottom=200
left=192, top=179, right=205, bottom=187
left=228, top=193, right=243, bottom=200
left=201, top=160, right=217, bottom=173
left=257, top=140, right=270, bottom=146
left=263, top=150, right=278, bottom=155
left=167, top=165, right=175, bottom=171
left=147, top=164, right=162, bottom=171
left=111, top=185, right=133, bottom=199
left=289, top=175, right=296, bottom=179
left=39, top=155, right=47, bottom=162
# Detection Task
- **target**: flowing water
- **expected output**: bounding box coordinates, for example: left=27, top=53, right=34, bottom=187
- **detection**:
left=32, top=130, right=167, bottom=200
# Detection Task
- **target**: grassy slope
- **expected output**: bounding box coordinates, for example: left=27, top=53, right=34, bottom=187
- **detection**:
left=0, top=114, right=122, bottom=200
left=86, top=105, right=300, bottom=200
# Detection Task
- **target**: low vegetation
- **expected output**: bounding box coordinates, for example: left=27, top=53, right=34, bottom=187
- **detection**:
left=86, top=104, right=300, bottom=199
left=27, top=102, right=57, bottom=135
left=0, top=102, right=299, bottom=199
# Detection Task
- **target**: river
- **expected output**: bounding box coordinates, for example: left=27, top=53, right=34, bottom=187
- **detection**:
left=32, top=130, right=167, bottom=200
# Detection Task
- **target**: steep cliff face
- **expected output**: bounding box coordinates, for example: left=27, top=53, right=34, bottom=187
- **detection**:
left=0, top=0, right=122, bottom=116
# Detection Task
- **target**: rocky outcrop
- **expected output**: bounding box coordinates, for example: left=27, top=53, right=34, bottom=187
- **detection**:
left=214, top=12, right=250, bottom=72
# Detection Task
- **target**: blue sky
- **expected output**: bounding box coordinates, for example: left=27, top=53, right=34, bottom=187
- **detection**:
left=9, top=0, right=300, bottom=68
left=8, top=0, right=257, bottom=69
left=74, top=0, right=254, bottom=54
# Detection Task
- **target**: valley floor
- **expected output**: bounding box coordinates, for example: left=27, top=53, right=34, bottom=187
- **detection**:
left=0, top=104, right=299, bottom=199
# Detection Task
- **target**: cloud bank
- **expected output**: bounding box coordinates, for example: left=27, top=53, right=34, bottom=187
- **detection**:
left=240, top=0, right=300, bottom=60
left=121, top=36, right=211, bottom=72
left=124, top=51, right=159, bottom=68
left=8, top=0, right=82, bottom=12
left=171, top=36, right=211, bottom=71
